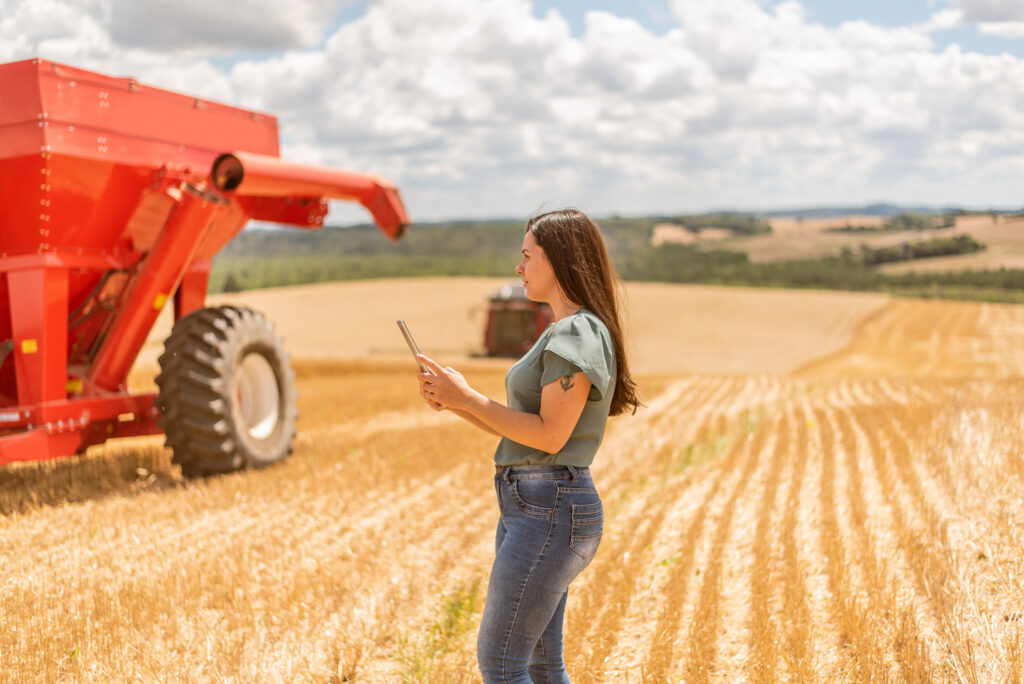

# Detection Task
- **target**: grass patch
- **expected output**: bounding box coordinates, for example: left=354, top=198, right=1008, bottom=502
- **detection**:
left=394, top=579, right=482, bottom=682
left=663, top=408, right=766, bottom=482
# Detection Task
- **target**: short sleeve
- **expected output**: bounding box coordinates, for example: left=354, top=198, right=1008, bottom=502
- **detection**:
left=540, top=313, right=615, bottom=401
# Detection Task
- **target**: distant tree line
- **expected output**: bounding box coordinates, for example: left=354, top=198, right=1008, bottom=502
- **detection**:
left=827, top=212, right=957, bottom=233
left=616, top=242, right=1022, bottom=303
left=209, top=218, right=1023, bottom=304
left=839, top=235, right=984, bottom=266
left=883, top=212, right=957, bottom=231
left=213, top=221, right=526, bottom=292
left=658, top=213, right=772, bottom=235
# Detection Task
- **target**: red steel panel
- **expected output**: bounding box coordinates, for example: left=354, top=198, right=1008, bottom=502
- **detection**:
left=0, top=121, right=43, bottom=158
left=175, top=265, right=211, bottom=320
left=0, top=392, right=161, bottom=465
left=236, top=196, right=329, bottom=228
left=0, top=59, right=44, bottom=128
left=35, top=60, right=279, bottom=160
left=0, top=154, right=43, bottom=253
left=0, top=272, right=11, bottom=405
left=0, top=430, right=75, bottom=465
left=8, top=267, right=68, bottom=405
left=32, top=392, right=157, bottom=425
left=38, top=157, right=150, bottom=256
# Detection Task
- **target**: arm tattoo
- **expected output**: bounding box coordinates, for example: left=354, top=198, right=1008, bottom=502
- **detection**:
left=560, top=374, right=575, bottom=392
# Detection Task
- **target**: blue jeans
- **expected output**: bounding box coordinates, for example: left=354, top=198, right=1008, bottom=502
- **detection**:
left=478, top=465, right=604, bottom=684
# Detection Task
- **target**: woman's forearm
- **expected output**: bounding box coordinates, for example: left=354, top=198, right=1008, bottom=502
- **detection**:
left=416, top=354, right=582, bottom=453
left=448, top=407, right=500, bottom=436
left=462, top=391, right=561, bottom=453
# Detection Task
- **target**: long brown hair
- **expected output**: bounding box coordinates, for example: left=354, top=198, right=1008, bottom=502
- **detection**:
left=528, top=208, right=640, bottom=416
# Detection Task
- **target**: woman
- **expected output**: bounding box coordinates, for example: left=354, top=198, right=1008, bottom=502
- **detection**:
left=416, top=208, right=640, bottom=683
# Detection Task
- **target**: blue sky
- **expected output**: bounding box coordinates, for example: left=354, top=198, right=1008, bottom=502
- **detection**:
left=319, top=0, right=1024, bottom=66
left=540, top=0, right=1024, bottom=57
left=332, top=0, right=1024, bottom=57
left=531, top=0, right=940, bottom=34
left=2, top=0, right=1023, bottom=220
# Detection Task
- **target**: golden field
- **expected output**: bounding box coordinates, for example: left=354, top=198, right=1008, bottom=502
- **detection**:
left=728, top=214, right=1024, bottom=269
left=1, top=279, right=1022, bottom=682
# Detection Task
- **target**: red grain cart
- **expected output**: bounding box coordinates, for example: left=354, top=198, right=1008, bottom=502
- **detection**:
left=0, top=58, right=409, bottom=476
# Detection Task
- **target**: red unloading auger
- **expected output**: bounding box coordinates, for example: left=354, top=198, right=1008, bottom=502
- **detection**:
left=0, top=58, right=409, bottom=472
left=210, top=151, right=408, bottom=240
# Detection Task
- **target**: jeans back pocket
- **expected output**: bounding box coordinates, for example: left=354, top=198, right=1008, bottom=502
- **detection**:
left=570, top=500, right=603, bottom=561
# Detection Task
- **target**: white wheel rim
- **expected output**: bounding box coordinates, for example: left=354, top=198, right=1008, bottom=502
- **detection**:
left=234, top=352, right=280, bottom=440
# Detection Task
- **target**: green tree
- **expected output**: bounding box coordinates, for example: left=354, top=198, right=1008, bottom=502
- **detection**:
left=222, top=271, right=243, bottom=293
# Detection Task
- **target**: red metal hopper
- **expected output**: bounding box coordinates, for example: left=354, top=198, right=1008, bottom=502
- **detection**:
left=0, top=58, right=410, bottom=471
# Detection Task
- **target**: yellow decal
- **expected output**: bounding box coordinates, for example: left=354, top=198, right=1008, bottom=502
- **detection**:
left=21, top=339, right=38, bottom=354
left=67, top=378, right=83, bottom=394
left=153, top=293, right=168, bottom=310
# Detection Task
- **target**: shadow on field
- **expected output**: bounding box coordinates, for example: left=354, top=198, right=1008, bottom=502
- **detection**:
left=0, top=440, right=183, bottom=515
left=1, top=360, right=415, bottom=517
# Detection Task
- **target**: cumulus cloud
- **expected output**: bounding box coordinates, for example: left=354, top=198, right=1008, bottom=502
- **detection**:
left=2, top=0, right=1023, bottom=218
left=951, top=0, right=1024, bottom=22
left=0, top=0, right=238, bottom=100
left=108, top=0, right=358, bottom=51
left=916, top=9, right=965, bottom=33
left=976, top=22, right=1024, bottom=38
left=930, top=1, right=1024, bottom=40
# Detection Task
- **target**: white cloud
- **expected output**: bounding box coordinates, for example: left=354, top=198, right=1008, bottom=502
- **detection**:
left=915, top=8, right=965, bottom=33
left=107, top=0, right=359, bottom=52
left=2, top=0, right=1024, bottom=218
left=977, top=21, right=1024, bottom=37
left=928, top=1, right=1024, bottom=40
left=951, top=0, right=1024, bottom=22
left=0, top=0, right=236, bottom=100
left=1, top=0, right=360, bottom=59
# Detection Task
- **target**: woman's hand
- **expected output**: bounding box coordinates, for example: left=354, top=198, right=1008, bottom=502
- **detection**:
left=417, top=354, right=475, bottom=412
left=416, top=358, right=443, bottom=412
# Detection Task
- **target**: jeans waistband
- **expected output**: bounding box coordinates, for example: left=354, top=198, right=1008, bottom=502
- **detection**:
left=495, top=464, right=589, bottom=481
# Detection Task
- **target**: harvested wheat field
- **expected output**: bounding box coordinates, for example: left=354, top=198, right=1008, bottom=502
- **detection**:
left=1, top=280, right=1022, bottom=683
left=736, top=214, right=1024, bottom=270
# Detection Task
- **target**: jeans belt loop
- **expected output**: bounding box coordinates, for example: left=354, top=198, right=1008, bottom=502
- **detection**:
left=567, top=464, right=578, bottom=481
left=502, top=466, right=511, bottom=484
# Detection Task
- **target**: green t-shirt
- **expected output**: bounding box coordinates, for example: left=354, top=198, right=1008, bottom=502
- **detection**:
left=493, top=308, right=616, bottom=467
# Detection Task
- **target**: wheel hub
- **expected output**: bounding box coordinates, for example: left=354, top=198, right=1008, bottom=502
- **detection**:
left=234, top=352, right=280, bottom=440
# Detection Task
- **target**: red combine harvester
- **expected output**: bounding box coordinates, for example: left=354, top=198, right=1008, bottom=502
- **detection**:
left=0, top=58, right=409, bottom=476
left=483, top=282, right=553, bottom=357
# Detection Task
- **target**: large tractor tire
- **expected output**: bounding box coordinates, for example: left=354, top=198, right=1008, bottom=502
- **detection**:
left=155, top=305, right=297, bottom=478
